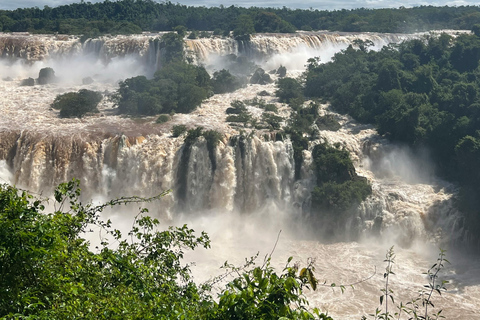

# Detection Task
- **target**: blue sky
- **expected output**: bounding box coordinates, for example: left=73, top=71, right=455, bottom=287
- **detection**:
left=0, top=0, right=477, bottom=11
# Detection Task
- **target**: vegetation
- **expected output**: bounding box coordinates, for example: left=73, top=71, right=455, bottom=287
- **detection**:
left=171, top=124, right=188, bottom=137
left=363, top=247, right=449, bottom=320
left=311, top=142, right=372, bottom=218
left=211, top=69, right=244, bottom=94
left=276, top=77, right=304, bottom=104
left=51, top=89, right=102, bottom=118
left=155, top=114, right=170, bottom=123
left=303, top=30, right=480, bottom=241
left=0, top=180, right=333, bottom=319
left=115, top=52, right=211, bottom=116
left=0, top=180, right=452, bottom=320
left=3, top=1, right=480, bottom=35
left=316, top=114, right=341, bottom=131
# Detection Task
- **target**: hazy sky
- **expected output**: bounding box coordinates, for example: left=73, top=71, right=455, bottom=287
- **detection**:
left=0, top=0, right=478, bottom=11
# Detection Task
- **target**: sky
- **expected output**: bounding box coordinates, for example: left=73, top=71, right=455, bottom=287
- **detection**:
left=0, top=0, right=478, bottom=11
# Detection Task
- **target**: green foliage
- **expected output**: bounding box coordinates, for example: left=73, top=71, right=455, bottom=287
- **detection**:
left=212, top=69, right=243, bottom=94
left=226, top=100, right=252, bottom=124
left=0, top=180, right=211, bottom=319
left=226, top=100, right=247, bottom=114
left=316, top=114, right=341, bottom=131
left=212, top=257, right=324, bottom=320
left=303, top=33, right=480, bottom=240
left=116, top=60, right=211, bottom=116
left=226, top=113, right=252, bottom=123
left=160, top=32, right=185, bottom=64
left=51, top=89, right=102, bottom=118
left=4, top=2, right=480, bottom=35
left=156, top=114, right=170, bottom=123
left=276, top=77, right=304, bottom=104
left=311, top=142, right=371, bottom=216
left=233, top=14, right=255, bottom=40
left=253, top=11, right=296, bottom=33
left=364, top=247, right=449, bottom=320
left=262, top=113, right=284, bottom=130
left=172, top=124, right=188, bottom=137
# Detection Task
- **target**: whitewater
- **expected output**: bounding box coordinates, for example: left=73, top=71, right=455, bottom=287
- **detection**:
left=0, top=31, right=479, bottom=319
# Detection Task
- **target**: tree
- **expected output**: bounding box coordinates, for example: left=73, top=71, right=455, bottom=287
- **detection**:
left=51, top=89, right=102, bottom=118
left=276, top=77, right=303, bottom=104
left=233, top=14, right=255, bottom=40
left=211, top=69, right=243, bottom=94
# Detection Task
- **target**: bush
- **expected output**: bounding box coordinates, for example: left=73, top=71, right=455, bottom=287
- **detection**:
left=116, top=60, right=211, bottom=116
left=311, top=142, right=371, bottom=214
left=316, top=114, right=341, bottom=131
left=156, top=114, right=170, bottom=123
left=226, top=100, right=247, bottom=114
left=262, top=113, right=283, bottom=130
left=276, top=77, right=304, bottom=104
left=51, top=89, right=102, bottom=118
left=226, top=112, right=251, bottom=123
left=0, top=180, right=333, bottom=319
left=172, top=124, right=187, bottom=137
left=212, top=69, right=243, bottom=94
left=264, top=104, right=278, bottom=113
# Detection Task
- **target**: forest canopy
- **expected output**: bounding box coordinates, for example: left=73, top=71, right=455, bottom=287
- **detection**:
left=302, top=30, right=480, bottom=241
left=1, top=0, right=480, bottom=35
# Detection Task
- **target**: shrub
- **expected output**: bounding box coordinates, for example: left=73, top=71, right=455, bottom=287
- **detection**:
left=51, top=89, right=102, bottom=118
left=226, top=100, right=247, bottom=114
left=172, top=124, right=187, bottom=137
left=212, top=69, right=243, bottom=94
left=156, top=114, right=170, bottom=123
left=264, top=104, right=278, bottom=113
left=226, top=112, right=251, bottom=123
left=276, top=77, right=304, bottom=104
left=316, top=114, right=341, bottom=131
left=262, top=113, right=283, bottom=130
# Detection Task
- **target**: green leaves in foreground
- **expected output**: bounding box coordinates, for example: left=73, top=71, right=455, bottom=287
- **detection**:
left=0, top=180, right=329, bottom=319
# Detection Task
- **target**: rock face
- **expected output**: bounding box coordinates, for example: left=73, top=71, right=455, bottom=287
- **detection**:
left=250, top=68, right=273, bottom=84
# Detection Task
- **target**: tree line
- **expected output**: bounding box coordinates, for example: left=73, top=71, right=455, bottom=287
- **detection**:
left=1, top=0, right=480, bottom=36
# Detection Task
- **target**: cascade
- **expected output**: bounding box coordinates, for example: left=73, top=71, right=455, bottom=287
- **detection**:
left=0, top=30, right=478, bottom=319
left=0, top=31, right=430, bottom=70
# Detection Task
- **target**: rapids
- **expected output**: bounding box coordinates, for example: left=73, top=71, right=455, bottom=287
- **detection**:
left=0, top=30, right=479, bottom=319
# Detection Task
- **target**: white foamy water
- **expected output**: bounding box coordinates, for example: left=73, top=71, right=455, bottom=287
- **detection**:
left=0, top=31, right=478, bottom=319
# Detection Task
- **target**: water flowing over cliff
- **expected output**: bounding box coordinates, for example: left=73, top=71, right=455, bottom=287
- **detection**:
left=0, top=31, right=420, bottom=72
left=0, top=31, right=478, bottom=319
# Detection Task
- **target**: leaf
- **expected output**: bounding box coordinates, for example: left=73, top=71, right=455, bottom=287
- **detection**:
left=380, top=295, right=384, bottom=305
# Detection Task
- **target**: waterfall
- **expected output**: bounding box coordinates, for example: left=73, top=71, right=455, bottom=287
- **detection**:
left=0, top=31, right=429, bottom=70
left=0, top=29, right=478, bottom=320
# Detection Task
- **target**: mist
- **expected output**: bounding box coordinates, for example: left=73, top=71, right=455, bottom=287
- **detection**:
left=1, top=31, right=479, bottom=319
